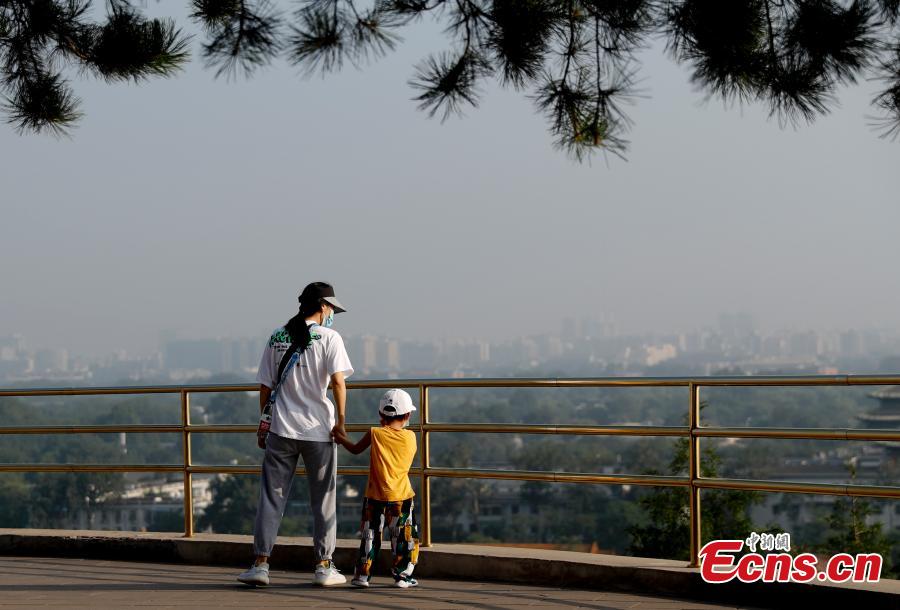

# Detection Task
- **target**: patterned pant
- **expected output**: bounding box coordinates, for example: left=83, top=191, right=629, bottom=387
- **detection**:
left=354, top=496, right=419, bottom=583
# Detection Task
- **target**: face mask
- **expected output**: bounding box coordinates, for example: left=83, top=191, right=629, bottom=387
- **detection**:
left=323, top=308, right=335, bottom=328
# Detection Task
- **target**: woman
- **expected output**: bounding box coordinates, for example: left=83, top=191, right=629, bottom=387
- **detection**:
left=237, top=281, right=353, bottom=587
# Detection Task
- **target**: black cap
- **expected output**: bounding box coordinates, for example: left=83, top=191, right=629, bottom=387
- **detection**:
left=299, top=282, right=347, bottom=313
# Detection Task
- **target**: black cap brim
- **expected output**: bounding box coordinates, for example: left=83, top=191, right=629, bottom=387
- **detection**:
left=322, top=296, right=346, bottom=313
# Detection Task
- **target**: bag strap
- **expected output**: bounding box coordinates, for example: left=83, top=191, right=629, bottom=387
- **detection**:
left=266, top=323, right=319, bottom=412
left=276, top=328, right=307, bottom=382
left=263, top=350, right=299, bottom=418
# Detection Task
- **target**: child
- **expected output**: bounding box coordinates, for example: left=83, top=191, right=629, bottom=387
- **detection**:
left=334, top=388, right=420, bottom=588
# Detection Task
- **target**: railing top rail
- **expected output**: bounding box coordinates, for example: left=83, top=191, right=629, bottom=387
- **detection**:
left=2, top=374, right=900, bottom=397
left=0, top=384, right=260, bottom=397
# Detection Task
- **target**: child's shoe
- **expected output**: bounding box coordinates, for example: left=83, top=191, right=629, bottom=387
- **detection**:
left=393, top=576, right=418, bottom=588
left=350, top=572, right=370, bottom=587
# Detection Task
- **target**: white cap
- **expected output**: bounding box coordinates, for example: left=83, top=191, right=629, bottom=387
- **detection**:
left=378, top=389, right=417, bottom=417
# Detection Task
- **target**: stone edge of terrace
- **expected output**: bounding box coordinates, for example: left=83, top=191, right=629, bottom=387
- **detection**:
left=0, top=529, right=897, bottom=609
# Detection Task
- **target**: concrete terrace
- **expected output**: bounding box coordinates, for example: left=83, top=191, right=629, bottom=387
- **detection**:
left=1, top=531, right=899, bottom=609
left=2, top=556, right=761, bottom=609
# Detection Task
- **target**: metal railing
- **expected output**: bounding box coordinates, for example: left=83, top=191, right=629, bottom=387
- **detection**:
left=2, top=375, right=900, bottom=568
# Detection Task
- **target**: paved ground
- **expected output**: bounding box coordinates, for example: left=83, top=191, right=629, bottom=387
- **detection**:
left=0, top=557, right=767, bottom=609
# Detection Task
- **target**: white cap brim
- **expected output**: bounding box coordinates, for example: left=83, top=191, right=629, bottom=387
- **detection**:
left=379, top=404, right=417, bottom=415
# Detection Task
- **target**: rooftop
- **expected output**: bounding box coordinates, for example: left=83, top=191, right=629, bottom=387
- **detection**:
left=869, top=386, right=900, bottom=400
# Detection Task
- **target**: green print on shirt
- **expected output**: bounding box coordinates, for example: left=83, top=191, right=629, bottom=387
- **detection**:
left=268, top=327, right=322, bottom=348
left=269, top=329, right=291, bottom=346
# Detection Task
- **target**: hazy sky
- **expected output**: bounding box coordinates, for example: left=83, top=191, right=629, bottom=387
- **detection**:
left=2, top=4, right=899, bottom=357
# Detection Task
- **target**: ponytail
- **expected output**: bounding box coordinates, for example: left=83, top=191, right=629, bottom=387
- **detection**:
left=277, top=299, right=323, bottom=381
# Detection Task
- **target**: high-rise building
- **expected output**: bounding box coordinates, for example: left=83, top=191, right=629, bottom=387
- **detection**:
left=164, top=339, right=226, bottom=372
left=384, top=339, right=400, bottom=371
left=0, top=334, right=25, bottom=360
left=840, top=330, right=863, bottom=357
left=718, top=312, right=755, bottom=338
left=761, top=335, right=785, bottom=358
left=222, top=338, right=252, bottom=372
left=399, top=341, right=434, bottom=372
left=561, top=317, right=576, bottom=341
left=787, top=331, right=820, bottom=359
left=34, top=348, right=68, bottom=373
left=359, top=335, right=376, bottom=370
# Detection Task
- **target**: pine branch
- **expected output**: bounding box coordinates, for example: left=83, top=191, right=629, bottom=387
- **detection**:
left=783, top=0, right=878, bottom=87
left=488, top=0, right=557, bottom=89
left=2, top=1, right=898, bottom=160
left=88, top=7, right=190, bottom=82
left=870, top=40, right=900, bottom=139
left=409, top=48, right=489, bottom=120
left=2, top=69, right=81, bottom=134
left=191, top=0, right=280, bottom=79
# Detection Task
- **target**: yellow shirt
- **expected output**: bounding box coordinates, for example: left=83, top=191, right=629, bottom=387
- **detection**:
left=365, top=426, right=417, bottom=501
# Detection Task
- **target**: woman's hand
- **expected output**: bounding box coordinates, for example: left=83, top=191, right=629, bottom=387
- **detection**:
left=331, top=422, right=347, bottom=443
left=331, top=424, right=349, bottom=443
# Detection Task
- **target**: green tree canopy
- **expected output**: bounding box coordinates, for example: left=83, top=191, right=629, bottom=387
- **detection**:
left=627, top=400, right=775, bottom=560
left=3, top=1, right=900, bottom=159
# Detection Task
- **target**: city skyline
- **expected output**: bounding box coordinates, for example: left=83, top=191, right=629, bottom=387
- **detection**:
left=3, top=314, right=900, bottom=386
left=2, top=309, right=900, bottom=361
left=4, top=311, right=900, bottom=354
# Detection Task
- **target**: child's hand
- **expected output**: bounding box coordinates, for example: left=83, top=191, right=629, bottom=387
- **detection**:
left=333, top=429, right=371, bottom=455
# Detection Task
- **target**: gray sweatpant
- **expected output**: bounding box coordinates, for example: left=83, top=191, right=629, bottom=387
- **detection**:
left=253, top=432, right=337, bottom=561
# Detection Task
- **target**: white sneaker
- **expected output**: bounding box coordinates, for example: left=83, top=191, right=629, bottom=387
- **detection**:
left=237, top=562, right=270, bottom=586
left=313, top=561, right=346, bottom=586
left=393, top=577, right=418, bottom=588
left=350, top=576, right=369, bottom=588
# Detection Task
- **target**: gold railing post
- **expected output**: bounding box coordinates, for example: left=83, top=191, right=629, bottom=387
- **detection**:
left=419, top=384, right=431, bottom=547
left=688, top=382, right=701, bottom=567
left=181, top=390, right=194, bottom=538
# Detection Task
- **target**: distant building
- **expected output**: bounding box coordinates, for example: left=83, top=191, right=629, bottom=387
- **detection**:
left=787, top=331, right=820, bottom=359
left=34, top=348, right=68, bottom=373
left=761, top=335, right=785, bottom=358
left=384, top=339, right=400, bottom=371
left=643, top=344, right=677, bottom=367
left=0, top=337, right=30, bottom=379
left=362, top=335, right=378, bottom=370
left=0, top=334, right=25, bottom=353
left=67, top=478, right=213, bottom=532
left=164, top=339, right=225, bottom=372
left=749, top=447, right=900, bottom=535
left=222, top=337, right=258, bottom=372
left=718, top=312, right=755, bottom=338
left=561, top=317, right=576, bottom=341
left=345, top=334, right=383, bottom=373
left=859, top=387, right=900, bottom=453
left=399, top=341, right=437, bottom=372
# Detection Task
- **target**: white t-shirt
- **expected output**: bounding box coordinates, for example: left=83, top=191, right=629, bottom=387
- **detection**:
left=256, top=321, right=354, bottom=442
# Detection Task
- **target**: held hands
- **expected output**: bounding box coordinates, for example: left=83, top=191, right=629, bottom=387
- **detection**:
left=331, top=422, right=347, bottom=445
